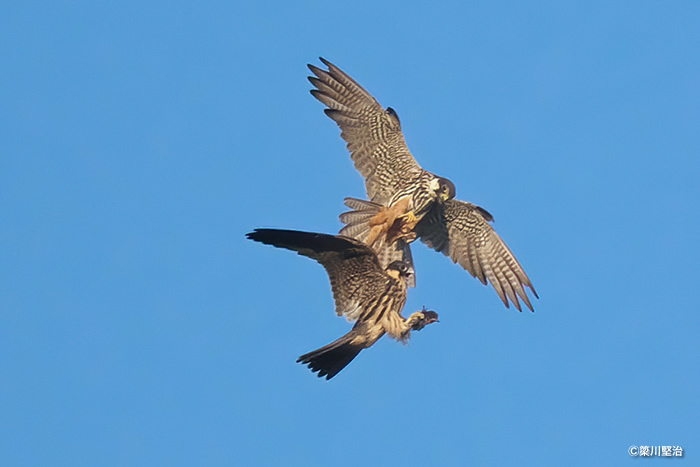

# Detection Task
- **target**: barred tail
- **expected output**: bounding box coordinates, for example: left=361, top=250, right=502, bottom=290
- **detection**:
left=338, top=197, right=385, bottom=241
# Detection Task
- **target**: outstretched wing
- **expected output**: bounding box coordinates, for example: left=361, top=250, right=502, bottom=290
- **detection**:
left=308, top=58, right=423, bottom=204
left=246, top=229, right=387, bottom=321
left=414, top=200, right=538, bottom=311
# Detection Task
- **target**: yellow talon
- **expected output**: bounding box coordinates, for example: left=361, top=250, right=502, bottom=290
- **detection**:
left=402, top=210, right=418, bottom=224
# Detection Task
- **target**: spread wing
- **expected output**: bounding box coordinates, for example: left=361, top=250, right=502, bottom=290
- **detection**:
left=308, top=58, right=423, bottom=204
left=414, top=200, right=539, bottom=311
left=246, top=229, right=390, bottom=321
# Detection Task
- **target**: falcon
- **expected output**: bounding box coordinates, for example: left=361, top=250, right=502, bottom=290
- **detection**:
left=308, top=58, right=538, bottom=312
left=246, top=228, right=438, bottom=380
left=308, top=58, right=455, bottom=247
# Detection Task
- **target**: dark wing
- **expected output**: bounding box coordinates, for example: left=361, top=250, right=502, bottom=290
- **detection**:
left=414, top=200, right=538, bottom=311
left=308, top=58, right=423, bottom=204
left=246, top=229, right=386, bottom=321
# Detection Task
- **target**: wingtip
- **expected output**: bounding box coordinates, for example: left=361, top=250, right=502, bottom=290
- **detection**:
left=307, top=64, right=323, bottom=78
left=246, top=228, right=277, bottom=245
left=523, top=300, right=535, bottom=313
left=499, top=294, right=511, bottom=309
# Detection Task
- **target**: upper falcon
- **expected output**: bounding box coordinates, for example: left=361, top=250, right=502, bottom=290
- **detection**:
left=308, top=58, right=538, bottom=312
left=308, top=57, right=455, bottom=224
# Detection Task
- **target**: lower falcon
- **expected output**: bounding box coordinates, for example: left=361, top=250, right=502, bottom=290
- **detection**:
left=246, top=228, right=438, bottom=380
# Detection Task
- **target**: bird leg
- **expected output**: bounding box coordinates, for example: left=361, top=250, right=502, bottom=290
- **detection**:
left=387, top=209, right=419, bottom=245
left=365, top=197, right=412, bottom=247
left=400, top=210, right=418, bottom=224
left=365, top=207, right=392, bottom=247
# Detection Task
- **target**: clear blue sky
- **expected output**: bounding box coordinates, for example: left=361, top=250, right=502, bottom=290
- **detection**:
left=1, top=1, right=698, bottom=466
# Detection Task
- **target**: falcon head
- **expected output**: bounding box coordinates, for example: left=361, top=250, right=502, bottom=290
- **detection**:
left=385, top=260, right=414, bottom=280
left=430, top=177, right=456, bottom=202
left=438, top=177, right=456, bottom=201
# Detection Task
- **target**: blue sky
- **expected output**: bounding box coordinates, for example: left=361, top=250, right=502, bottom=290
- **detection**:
left=1, top=1, right=698, bottom=465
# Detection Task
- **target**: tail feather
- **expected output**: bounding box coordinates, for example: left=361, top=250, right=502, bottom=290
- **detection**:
left=343, top=197, right=383, bottom=211
left=338, top=221, right=372, bottom=242
left=338, top=209, right=376, bottom=227
left=338, top=197, right=385, bottom=242
left=297, top=331, right=364, bottom=380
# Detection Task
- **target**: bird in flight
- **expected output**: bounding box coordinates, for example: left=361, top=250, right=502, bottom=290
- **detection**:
left=246, top=228, right=438, bottom=380
left=308, top=58, right=538, bottom=312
